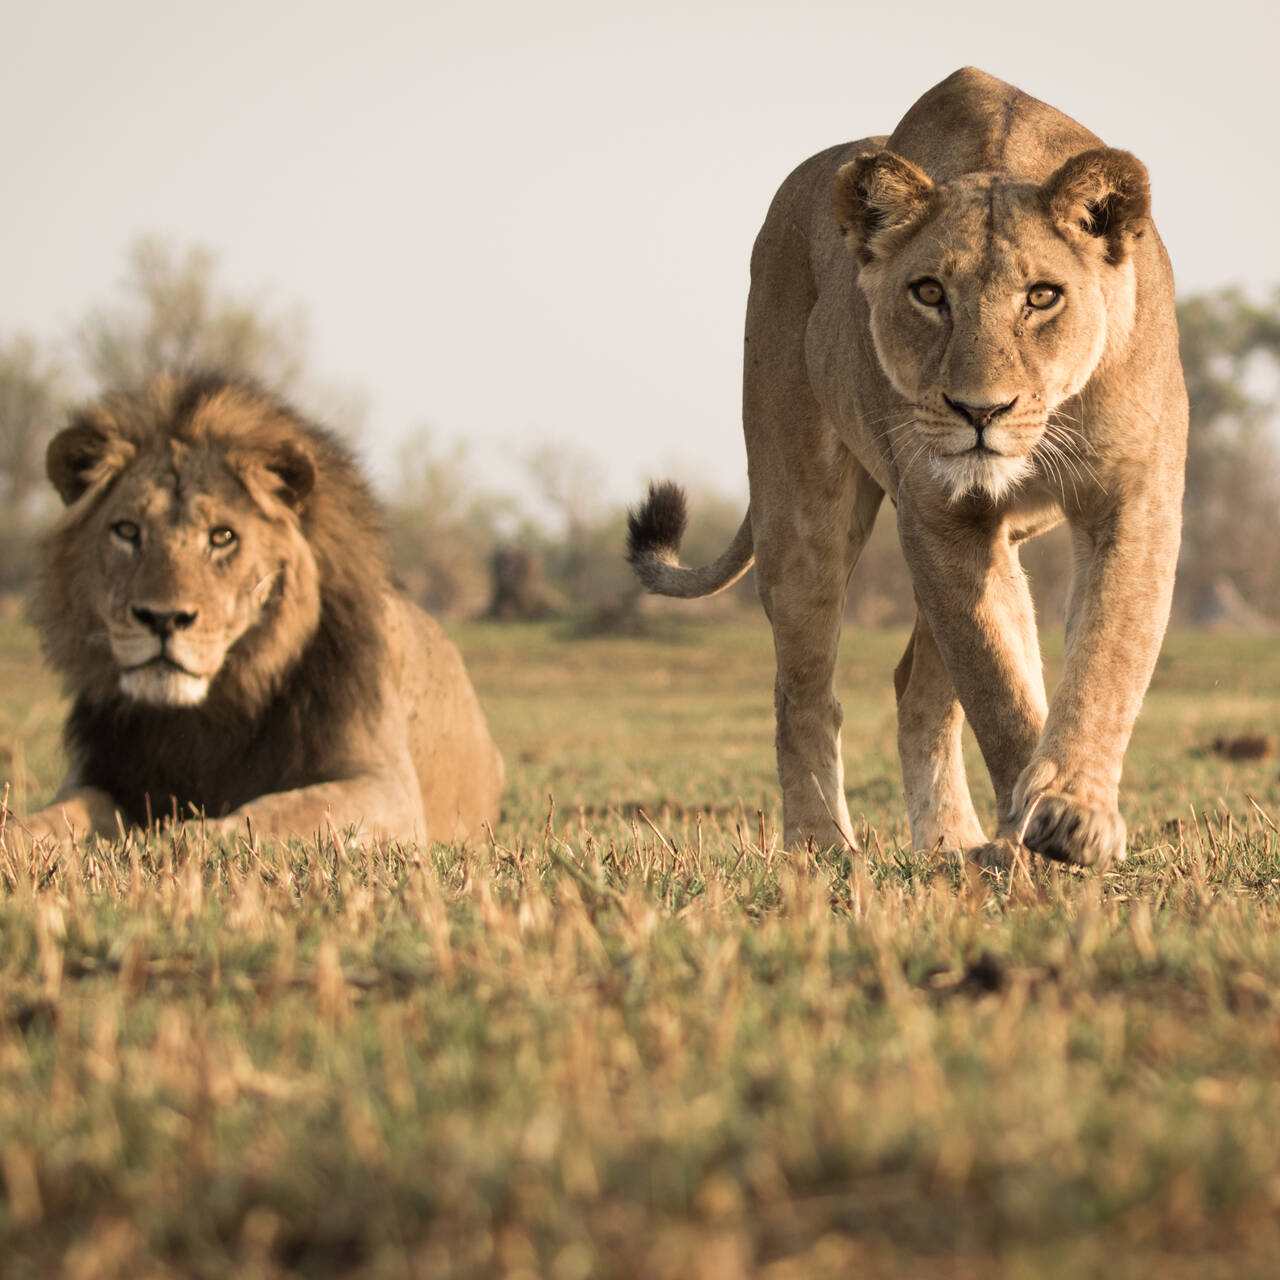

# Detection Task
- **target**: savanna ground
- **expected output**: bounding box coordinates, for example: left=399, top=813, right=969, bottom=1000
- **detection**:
left=1, top=614, right=1279, bottom=1278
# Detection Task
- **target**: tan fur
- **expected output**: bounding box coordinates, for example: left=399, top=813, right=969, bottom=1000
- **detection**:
left=628, top=69, right=1187, bottom=867
left=21, top=373, right=503, bottom=846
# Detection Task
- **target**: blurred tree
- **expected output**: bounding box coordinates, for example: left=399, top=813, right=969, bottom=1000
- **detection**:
left=0, top=336, right=68, bottom=591
left=1177, top=287, right=1280, bottom=619
left=0, top=336, right=65, bottom=512
left=486, top=545, right=563, bottom=620
left=383, top=429, right=501, bottom=618
left=77, top=237, right=308, bottom=394
left=524, top=442, right=620, bottom=604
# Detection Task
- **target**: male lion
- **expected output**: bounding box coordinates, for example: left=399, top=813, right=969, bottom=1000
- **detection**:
left=19, top=372, right=503, bottom=845
left=628, top=68, right=1186, bottom=867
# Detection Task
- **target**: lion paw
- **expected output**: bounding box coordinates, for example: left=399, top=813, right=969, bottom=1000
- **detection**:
left=4, top=808, right=72, bottom=850
left=1013, top=792, right=1126, bottom=868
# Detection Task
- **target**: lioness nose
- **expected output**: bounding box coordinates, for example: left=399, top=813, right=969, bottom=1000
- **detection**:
left=132, top=605, right=198, bottom=637
left=944, top=396, right=1018, bottom=430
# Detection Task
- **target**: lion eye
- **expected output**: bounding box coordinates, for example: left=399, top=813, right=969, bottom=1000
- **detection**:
left=209, top=527, right=238, bottom=549
left=1027, top=283, right=1062, bottom=310
left=910, top=278, right=946, bottom=308
left=110, top=520, right=141, bottom=545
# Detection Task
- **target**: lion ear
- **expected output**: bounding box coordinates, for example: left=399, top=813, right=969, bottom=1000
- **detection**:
left=1042, top=148, right=1149, bottom=264
left=834, top=151, right=935, bottom=265
left=262, top=441, right=316, bottom=508
left=46, top=418, right=135, bottom=507
left=233, top=438, right=317, bottom=512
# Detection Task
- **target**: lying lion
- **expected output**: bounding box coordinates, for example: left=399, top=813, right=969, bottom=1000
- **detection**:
left=19, top=372, right=503, bottom=845
left=628, top=68, right=1187, bottom=868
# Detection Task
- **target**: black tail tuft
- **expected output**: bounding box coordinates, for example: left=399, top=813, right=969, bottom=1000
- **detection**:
left=626, top=481, right=688, bottom=566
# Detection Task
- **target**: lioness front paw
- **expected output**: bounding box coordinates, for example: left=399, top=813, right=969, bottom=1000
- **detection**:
left=1013, top=792, right=1126, bottom=868
left=967, top=838, right=1018, bottom=870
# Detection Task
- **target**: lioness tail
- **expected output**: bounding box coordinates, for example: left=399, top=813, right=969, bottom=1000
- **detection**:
left=625, top=481, right=754, bottom=599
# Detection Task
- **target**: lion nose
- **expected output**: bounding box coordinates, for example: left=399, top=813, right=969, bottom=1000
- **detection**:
left=944, top=396, right=1018, bottom=431
left=132, top=605, right=198, bottom=637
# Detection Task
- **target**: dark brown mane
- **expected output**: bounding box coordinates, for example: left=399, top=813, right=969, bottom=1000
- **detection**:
left=31, top=371, right=393, bottom=826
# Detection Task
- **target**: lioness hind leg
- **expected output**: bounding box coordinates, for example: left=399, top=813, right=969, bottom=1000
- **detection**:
left=894, top=612, right=986, bottom=854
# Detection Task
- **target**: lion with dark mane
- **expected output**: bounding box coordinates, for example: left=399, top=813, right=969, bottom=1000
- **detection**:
left=22, top=372, right=503, bottom=844
left=629, top=68, right=1187, bottom=868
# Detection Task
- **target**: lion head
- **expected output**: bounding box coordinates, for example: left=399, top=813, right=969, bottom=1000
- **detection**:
left=834, top=146, right=1149, bottom=502
left=32, top=373, right=387, bottom=720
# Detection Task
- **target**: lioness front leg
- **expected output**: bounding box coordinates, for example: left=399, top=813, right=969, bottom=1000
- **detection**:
left=1010, top=490, right=1181, bottom=867
left=897, top=498, right=1049, bottom=855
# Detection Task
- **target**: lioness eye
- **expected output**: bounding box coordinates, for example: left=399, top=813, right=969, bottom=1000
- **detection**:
left=209, top=527, right=237, bottom=548
left=910, top=278, right=946, bottom=308
left=1027, top=284, right=1061, bottom=310
left=111, top=520, right=140, bottom=544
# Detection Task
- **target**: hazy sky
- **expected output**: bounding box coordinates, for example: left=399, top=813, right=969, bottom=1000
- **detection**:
left=4, top=0, right=1277, bottom=501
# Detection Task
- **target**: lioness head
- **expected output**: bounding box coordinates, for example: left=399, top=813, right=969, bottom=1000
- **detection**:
left=36, top=374, right=334, bottom=710
left=835, top=147, right=1149, bottom=502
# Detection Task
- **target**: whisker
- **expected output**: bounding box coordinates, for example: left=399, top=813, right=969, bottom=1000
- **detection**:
left=1044, top=412, right=1109, bottom=497
left=860, top=403, right=925, bottom=428
left=882, top=417, right=921, bottom=441
left=896, top=439, right=934, bottom=493
left=1058, top=439, right=1106, bottom=497
left=1037, top=437, right=1078, bottom=504
left=1040, top=428, right=1097, bottom=502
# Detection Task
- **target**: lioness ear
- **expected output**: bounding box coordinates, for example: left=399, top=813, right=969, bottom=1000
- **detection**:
left=1042, top=148, right=1150, bottom=264
left=234, top=439, right=317, bottom=512
left=46, top=418, right=135, bottom=506
left=834, top=151, right=935, bottom=265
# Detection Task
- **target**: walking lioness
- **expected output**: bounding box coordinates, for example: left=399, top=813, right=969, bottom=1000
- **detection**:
left=628, top=68, right=1187, bottom=867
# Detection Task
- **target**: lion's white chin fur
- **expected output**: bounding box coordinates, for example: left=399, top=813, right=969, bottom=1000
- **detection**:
left=119, top=664, right=211, bottom=707
left=932, top=450, right=1033, bottom=505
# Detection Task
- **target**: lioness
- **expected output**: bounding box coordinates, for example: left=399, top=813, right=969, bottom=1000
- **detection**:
left=19, top=372, right=503, bottom=845
left=628, top=68, right=1186, bottom=867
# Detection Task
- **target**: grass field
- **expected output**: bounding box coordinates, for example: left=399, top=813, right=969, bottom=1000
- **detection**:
left=2, top=614, right=1280, bottom=1277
